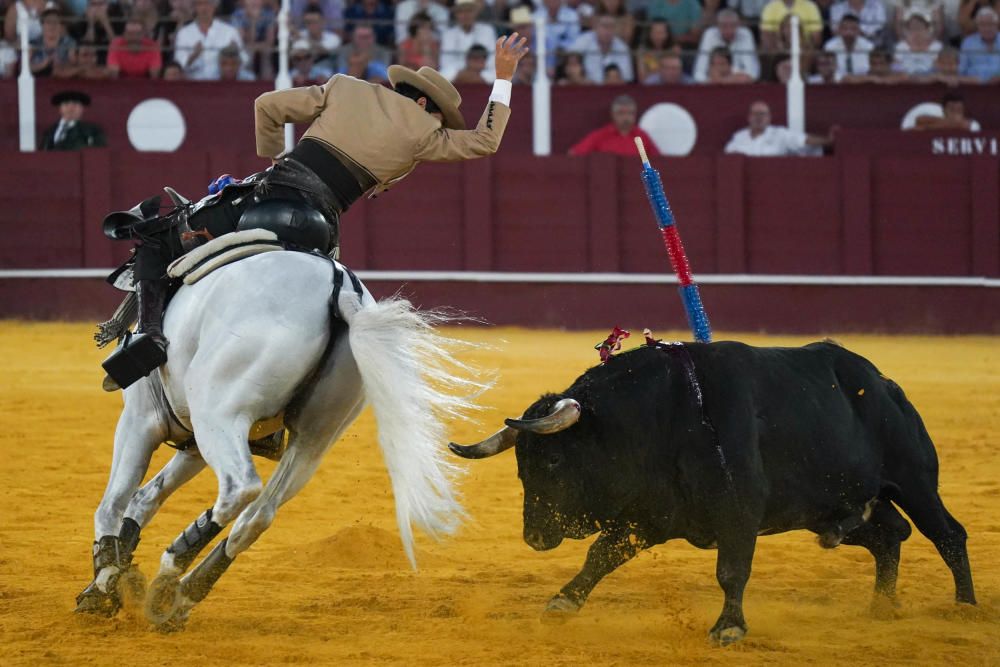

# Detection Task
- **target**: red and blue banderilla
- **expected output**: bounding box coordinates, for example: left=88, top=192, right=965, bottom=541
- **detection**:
left=634, top=137, right=712, bottom=343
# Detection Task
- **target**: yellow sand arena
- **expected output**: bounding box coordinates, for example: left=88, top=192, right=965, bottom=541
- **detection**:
left=1, top=322, right=997, bottom=665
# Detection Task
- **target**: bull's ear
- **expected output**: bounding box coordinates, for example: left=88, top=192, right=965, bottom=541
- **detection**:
left=448, top=427, right=518, bottom=459
left=505, top=398, right=581, bottom=435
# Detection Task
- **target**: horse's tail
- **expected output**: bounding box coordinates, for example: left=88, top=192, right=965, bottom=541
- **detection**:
left=342, top=297, right=485, bottom=569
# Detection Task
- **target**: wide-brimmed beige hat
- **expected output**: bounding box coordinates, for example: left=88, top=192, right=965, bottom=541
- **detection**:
left=388, top=65, right=466, bottom=130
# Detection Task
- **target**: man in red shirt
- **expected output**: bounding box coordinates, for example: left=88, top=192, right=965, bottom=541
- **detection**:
left=107, top=16, right=163, bottom=78
left=569, top=95, right=661, bottom=157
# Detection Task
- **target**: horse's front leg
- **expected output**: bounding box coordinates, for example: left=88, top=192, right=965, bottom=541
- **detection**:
left=76, top=387, right=167, bottom=617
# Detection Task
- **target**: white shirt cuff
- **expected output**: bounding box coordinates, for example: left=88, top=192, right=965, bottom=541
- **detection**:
left=489, top=79, right=512, bottom=107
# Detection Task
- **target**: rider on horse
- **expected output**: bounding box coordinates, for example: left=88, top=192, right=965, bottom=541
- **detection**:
left=102, top=34, right=529, bottom=390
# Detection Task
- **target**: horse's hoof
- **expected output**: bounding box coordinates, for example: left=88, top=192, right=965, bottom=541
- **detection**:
left=116, top=566, right=147, bottom=616
left=144, top=574, right=181, bottom=625
left=154, top=610, right=189, bottom=634
left=74, top=580, right=120, bottom=618
left=868, top=594, right=901, bottom=620
left=541, top=593, right=581, bottom=624
left=709, top=625, right=747, bottom=647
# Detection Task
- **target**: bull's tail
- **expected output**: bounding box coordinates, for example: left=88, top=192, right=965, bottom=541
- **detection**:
left=341, top=297, right=486, bottom=569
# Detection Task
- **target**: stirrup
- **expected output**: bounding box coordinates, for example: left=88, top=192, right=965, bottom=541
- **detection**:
left=101, top=332, right=168, bottom=390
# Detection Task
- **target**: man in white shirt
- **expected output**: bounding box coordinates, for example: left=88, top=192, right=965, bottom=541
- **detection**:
left=724, top=100, right=835, bottom=156
left=823, top=13, right=873, bottom=77
left=569, top=14, right=633, bottom=82
left=174, top=0, right=248, bottom=80
left=534, top=0, right=580, bottom=57
left=440, top=0, right=497, bottom=81
left=693, top=9, right=759, bottom=82
left=395, top=0, right=449, bottom=46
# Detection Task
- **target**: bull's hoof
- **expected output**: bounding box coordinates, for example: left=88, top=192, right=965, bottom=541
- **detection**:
left=709, top=625, right=747, bottom=647
left=144, top=574, right=181, bottom=626
left=74, top=580, right=120, bottom=618
left=541, top=593, right=581, bottom=624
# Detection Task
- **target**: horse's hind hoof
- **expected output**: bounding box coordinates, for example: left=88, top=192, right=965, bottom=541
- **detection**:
left=75, top=580, right=121, bottom=618
left=144, top=574, right=181, bottom=625
left=116, top=566, right=147, bottom=616
left=710, top=625, right=747, bottom=647
left=540, top=593, right=581, bottom=625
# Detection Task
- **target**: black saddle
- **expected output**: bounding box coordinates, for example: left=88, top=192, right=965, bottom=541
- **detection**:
left=237, top=198, right=332, bottom=254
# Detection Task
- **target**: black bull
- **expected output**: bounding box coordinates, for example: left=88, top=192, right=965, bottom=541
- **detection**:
left=450, top=341, right=976, bottom=645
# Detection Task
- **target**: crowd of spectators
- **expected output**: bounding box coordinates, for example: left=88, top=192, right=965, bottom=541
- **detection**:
left=1, top=0, right=998, bottom=84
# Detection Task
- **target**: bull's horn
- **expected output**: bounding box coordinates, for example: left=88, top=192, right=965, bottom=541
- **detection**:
left=448, top=427, right=518, bottom=459
left=504, top=398, right=581, bottom=434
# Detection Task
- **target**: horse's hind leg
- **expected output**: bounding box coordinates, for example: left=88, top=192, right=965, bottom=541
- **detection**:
left=123, top=450, right=207, bottom=530
left=76, top=387, right=167, bottom=617
left=153, top=332, right=364, bottom=630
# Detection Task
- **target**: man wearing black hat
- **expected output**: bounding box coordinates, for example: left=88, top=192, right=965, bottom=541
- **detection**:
left=41, top=91, right=107, bottom=151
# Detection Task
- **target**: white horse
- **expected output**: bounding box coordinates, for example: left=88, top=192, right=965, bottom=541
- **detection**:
left=77, top=250, right=477, bottom=630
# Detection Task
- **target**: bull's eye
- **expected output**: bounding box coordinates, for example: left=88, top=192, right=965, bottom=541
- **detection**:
left=547, top=453, right=562, bottom=469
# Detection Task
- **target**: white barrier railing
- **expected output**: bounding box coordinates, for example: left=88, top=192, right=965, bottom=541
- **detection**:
left=786, top=14, right=805, bottom=134
left=17, top=2, right=35, bottom=152
left=532, top=15, right=551, bottom=156
left=276, top=0, right=294, bottom=152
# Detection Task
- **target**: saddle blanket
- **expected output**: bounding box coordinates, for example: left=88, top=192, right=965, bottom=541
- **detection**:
left=167, top=229, right=282, bottom=285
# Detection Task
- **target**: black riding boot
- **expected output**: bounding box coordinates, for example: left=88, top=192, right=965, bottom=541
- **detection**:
left=135, top=278, right=169, bottom=350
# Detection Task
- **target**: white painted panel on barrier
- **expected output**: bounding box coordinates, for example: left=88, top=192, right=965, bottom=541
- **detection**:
left=126, top=98, right=187, bottom=152
left=639, top=103, right=698, bottom=156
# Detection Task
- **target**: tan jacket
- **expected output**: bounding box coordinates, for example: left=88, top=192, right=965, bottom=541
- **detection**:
left=254, top=74, right=511, bottom=190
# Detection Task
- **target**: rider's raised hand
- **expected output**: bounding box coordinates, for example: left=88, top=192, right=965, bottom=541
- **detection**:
left=494, top=33, right=530, bottom=81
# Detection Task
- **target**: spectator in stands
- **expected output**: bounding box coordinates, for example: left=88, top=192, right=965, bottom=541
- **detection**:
left=760, top=0, right=823, bottom=49
left=40, top=90, right=106, bottom=150
left=807, top=49, right=841, bottom=81
left=31, top=8, right=77, bottom=77
left=603, top=61, right=624, bottom=81
left=915, top=45, right=981, bottom=82
left=394, top=0, right=448, bottom=46
left=290, top=38, right=334, bottom=83
left=4, top=0, right=44, bottom=44
left=218, top=43, right=254, bottom=79
left=890, top=0, right=945, bottom=40
left=0, top=38, right=17, bottom=77
left=129, top=0, right=160, bottom=42
left=595, top=0, right=635, bottom=45
left=636, top=19, right=678, bottom=83
left=157, top=0, right=194, bottom=62
left=231, top=0, right=276, bottom=78
left=914, top=92, right=982, bottom=129
left=344, top=0, right=394, bottom=45
left=570, top=14, right=633, bottom=82
left=451, top=42, right=489, bottom=82
left=958, top=0, right=993, bottom=36
left=644, top=51, right=691, bottom=82
left=440, top=0, right=496, bottom=82
left=512, top=51, right=536, bottom=83
left=706, top=45, right=755, bottom=81
left=534, top=0, right=581, bottom=71
left=107, top=15, right=162, bottom=78
left=291, top=0, right=345, bottom=33
left=646, top=0, right=703, bottom=49
left=765, top=12, right=813, bottom=79
left=162, top=60, right=184, bottom=78
left=333, top=23, right=389, bottom=81
left=694, top=9, right=759, bottom=82
left=841, top=46, right=908, bottom=80
left=398, top=11, right=440, bottom=69
left=300, top=3, right=342, bottom=63
left=555, top=50, right=595, bottom=83
left=724, top=100, right=835, bottom=156
left=569, top=94, right=661, bottom=156
left=567, top=0, right=596, bottom=28
left=824, top=13, right=872, bottom=76
left=74, top=40, right=112, bottom=77
left=960, top=8, right=1000, bottom=80
left=828, top=0, right=887, bottom=43
left=725, top=0, right=770, bottom=33
left=71, top=0, right=123, bottom=64
left=174, top=0, right=247, bottom=80
left=894, top=12, right=942, bottom=74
